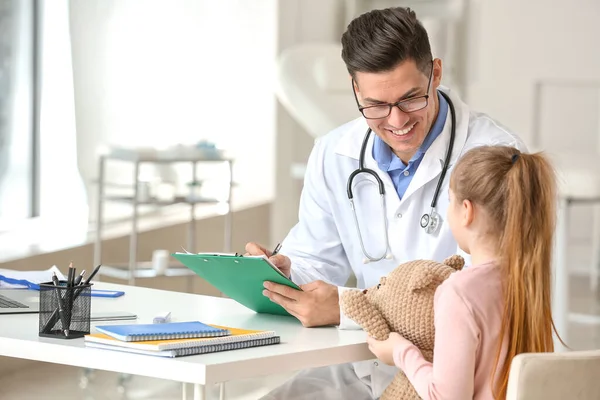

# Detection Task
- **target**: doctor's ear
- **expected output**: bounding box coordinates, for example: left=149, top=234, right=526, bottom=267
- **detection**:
left=432, top=58, right=443, bottom=88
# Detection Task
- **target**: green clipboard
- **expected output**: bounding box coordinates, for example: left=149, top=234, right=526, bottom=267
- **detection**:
left=172, top=252, right=302, bottom=316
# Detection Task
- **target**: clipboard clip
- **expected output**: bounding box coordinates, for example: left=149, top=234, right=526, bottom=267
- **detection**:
left=181, top=246, right=248, bottom=257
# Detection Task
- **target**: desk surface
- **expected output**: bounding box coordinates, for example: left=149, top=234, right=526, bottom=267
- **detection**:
left=0, top=283, right=373, bottom=385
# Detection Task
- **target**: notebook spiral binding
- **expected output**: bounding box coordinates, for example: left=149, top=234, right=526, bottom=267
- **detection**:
left=170, top=336, right=281, bottom=357
left=159, top=330, right=276, bottom=350
left=130, top=330, right=229, bottom=341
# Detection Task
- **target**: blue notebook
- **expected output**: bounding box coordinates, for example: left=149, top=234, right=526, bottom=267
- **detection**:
left=95, top=321, right=230, bottom=342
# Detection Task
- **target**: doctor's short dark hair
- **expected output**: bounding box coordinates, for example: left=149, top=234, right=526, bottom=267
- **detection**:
left=341, top=7, right=433, bottom=80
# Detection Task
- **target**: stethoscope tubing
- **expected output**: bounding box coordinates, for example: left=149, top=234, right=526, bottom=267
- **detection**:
left=346, top=91, right=456, bottom=262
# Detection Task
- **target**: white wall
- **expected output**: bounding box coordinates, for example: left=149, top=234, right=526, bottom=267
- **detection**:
left=69, top=0, right=278, bottom=222
left=466, top=0, right=600, bottom=145
left=465, top=0, right=600, bottom=245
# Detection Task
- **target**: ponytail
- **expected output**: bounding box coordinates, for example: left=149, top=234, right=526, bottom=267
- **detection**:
left=491, top=151, right=565, bottom=399
left=450, top=146, right=567, bottom=400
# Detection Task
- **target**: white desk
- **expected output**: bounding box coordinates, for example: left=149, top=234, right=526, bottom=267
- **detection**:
left=0, top=283, right=373, bottom=400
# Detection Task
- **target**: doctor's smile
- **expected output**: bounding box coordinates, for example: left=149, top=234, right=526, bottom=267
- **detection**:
left=353, top=57, right=440, bottom=164
left=389, top=121, right=416, bottom=137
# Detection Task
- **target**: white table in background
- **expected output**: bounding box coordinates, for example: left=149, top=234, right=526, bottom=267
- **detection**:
left=0, top=282, right=373, bottom=400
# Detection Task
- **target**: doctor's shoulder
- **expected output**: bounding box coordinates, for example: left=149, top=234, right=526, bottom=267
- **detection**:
left=308, top=117, right=366, bottom=161
left=315, top=116, right=365, bottom=147
left=465, top=111, right=529, bottom=153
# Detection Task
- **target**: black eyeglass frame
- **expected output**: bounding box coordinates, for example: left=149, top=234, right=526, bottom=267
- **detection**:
left=351, top=60, right=435, bottom=119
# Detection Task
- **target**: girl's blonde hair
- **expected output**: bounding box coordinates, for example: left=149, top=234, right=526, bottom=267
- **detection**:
left=449, top=145, right=566, bottom=399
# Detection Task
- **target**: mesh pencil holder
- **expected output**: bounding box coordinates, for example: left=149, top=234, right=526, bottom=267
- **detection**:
left=38, top=281, right=92, bottom=339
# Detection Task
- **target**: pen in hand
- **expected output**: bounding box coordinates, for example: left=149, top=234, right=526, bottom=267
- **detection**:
left=271, top=243, right=282, bottom=257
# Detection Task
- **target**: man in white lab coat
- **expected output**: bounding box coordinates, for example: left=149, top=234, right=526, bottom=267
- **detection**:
left=247, top=7, right=526, bottom=399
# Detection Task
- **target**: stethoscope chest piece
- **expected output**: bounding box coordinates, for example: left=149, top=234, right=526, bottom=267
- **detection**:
left=420, top=209, right=442, bottom=235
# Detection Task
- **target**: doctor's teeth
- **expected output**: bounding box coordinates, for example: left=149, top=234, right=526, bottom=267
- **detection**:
left=392, top=124, right=415, bottom=136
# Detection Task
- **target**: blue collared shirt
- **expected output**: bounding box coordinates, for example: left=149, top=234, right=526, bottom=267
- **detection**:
left=372, top=90, right=448, bottom=200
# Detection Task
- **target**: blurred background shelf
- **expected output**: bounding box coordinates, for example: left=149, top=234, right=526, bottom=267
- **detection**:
left=98, top=262, right=195, bottom=280
left=104, top=146, right=232, bottom=163
left=94, top=147, right=235, bottom=289
left=102, top=195, right=223, bottom=206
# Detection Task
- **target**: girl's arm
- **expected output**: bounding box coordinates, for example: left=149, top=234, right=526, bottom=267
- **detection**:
left=392, top=283, right=480, bottom=399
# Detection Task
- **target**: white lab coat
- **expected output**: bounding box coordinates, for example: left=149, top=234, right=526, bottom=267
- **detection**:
left=273, top=87, right=527, bottom=399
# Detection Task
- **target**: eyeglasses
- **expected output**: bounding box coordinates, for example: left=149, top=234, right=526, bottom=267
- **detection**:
left=352, top=60, right=434, bottom=119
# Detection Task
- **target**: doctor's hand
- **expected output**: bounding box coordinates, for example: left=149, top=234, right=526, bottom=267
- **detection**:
left=263, top=280, right=340, bottom=327
left=244, top=242, right=291, bottom=278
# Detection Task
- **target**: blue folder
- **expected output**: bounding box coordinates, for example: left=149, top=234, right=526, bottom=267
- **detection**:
left=0, top=275, right=125, bottom=297
left=95, top=321, right=230, bottom=341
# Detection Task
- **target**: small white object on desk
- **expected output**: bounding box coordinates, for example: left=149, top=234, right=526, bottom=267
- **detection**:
left=153, top=311, right=171, bottom=324
left=152, top=249, right=170, bottom=275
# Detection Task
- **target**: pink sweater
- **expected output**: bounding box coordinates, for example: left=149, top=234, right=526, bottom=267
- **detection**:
left=393, top=261, right=508, bottom=399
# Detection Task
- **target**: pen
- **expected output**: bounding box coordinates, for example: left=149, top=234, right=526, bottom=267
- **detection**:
left=84, top=265, right=102, bottom=285
left=51, top=272, right=69, bottom=337
left=65, top=263, right=76, bottom=335
left=271, top=243, right=282, bottom=257
left=74, top=270, right=85, bottom=286
left=67, top=263, right=75, bottom=287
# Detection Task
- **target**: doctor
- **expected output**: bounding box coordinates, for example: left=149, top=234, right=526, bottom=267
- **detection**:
left=248, top=7, right=527, bottom=400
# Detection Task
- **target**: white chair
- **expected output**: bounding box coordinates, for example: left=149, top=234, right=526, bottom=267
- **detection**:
left=506, top=350, right=600, bottom=400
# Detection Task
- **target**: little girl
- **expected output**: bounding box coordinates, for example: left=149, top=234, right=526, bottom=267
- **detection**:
left=367, top=145, right=566, bottom=399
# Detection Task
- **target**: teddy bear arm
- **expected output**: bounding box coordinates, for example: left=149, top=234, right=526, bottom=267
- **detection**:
left=341, top=290, right=390, bottom=340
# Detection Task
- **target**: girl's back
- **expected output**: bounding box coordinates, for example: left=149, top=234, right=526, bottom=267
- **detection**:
left=368, top=146, right=564, bottom=400
left=440, top=261, right=507, bottom=399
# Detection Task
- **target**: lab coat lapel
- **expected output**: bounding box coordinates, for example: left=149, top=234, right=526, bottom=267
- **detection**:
left=361, top=134, right=402, bottom=215
left=334, top=119, right=401, bottom=214
left=333, top=118, right=369, bottom=160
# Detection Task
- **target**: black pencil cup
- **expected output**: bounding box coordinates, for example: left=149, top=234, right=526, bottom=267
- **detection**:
left=38, top=281, right=92, bottom=339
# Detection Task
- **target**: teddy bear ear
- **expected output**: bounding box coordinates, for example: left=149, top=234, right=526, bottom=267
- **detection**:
left=409, top=269, right=442, bottom=292
left=443, top=255, right=465, bottom=271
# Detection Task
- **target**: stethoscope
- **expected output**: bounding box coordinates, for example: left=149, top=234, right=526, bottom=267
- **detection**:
left=346, top=90, right=456, bottom=263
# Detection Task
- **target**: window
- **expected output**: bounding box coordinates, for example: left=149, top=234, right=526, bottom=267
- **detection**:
left=0, top=0, right=38, bottom=229
left=0, top=1, right=278, bottom=248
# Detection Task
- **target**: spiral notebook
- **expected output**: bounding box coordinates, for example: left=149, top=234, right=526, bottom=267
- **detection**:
left=85, top=336, right=281, bottom=358
left=95, top=321, right=230, bottom=342
left=85, top=326, right=277, bottom=351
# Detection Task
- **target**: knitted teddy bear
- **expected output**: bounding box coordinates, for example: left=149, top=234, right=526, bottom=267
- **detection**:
left=341, top=255, right=464, bottom=400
